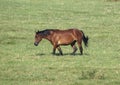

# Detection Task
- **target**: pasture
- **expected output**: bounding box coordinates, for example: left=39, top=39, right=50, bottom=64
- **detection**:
left=0, top=0, right=120, bottom=85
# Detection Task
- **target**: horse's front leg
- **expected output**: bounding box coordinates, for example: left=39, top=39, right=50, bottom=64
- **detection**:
left=52, top=44, right=58, bottom=55
left=57, top=46, right=63, bottom=55
left=52, top=47, right=56, bottom=55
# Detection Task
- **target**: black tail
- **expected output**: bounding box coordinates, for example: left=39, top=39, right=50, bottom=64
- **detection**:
left=81, top=31, right=89, bottom=47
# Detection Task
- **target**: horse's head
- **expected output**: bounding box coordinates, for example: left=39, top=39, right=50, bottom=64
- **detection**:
left=34, top=29, right=52, bottom=46
left=34, top=31, right=42, bottom=46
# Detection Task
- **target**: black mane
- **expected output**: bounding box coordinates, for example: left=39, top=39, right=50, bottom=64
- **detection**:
left=36, top=29, right=54, bottom=36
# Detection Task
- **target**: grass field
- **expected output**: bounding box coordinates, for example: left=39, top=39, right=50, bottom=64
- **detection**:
left=0, top=0, right=120, bottom=85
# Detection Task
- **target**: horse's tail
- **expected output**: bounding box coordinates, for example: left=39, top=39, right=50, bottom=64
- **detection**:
left=81, top=31, right=89, bottom=47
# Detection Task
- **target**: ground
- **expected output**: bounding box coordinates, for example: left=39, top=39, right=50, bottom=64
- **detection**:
left=0, top=0, right=120, bottom=85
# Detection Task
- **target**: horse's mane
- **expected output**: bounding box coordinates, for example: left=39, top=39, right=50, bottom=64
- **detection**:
left=36, top=29, right=59, bottom=36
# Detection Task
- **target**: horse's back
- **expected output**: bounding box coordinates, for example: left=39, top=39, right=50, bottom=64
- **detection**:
left=51, top=29, right=83, bottom=45
left=52, top=28, right=83, bottom=38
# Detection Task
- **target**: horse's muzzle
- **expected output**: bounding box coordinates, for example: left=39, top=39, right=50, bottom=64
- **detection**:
left=34, top=42, right=38, bottom=46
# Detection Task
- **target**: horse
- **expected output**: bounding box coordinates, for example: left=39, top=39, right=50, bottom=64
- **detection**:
left=34, top=28, right=88, bottom=55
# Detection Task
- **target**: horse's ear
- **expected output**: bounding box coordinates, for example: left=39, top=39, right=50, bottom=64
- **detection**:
left=38, top=30, right=40, bottom=33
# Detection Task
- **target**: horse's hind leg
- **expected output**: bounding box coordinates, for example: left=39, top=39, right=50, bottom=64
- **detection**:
left=80, top=46, right=83, bottom=55
left=71, top=45, right=77, bottom=55
left=71, top=41, right=77, bottom=55
left=77, top=42, right=83, bottom=55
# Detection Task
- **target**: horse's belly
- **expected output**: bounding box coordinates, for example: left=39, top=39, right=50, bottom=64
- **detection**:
left=55, top=33, right=76, bottom=45
left=58, top=39, right=74, bottom=45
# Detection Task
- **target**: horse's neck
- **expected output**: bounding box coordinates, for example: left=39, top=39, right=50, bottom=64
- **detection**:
left=42, top=30, right=54, bottom=44
left=43, top=34, right=52, bottom=41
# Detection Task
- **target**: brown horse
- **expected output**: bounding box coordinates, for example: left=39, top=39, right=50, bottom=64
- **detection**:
left=34, top=29, right=88, bottom=55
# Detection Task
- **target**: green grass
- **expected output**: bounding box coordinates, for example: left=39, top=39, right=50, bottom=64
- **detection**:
left=0, top=0, right=120, bottom=85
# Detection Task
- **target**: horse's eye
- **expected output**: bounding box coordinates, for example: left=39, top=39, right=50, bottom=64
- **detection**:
left=35, top=36, right=37, bottom=38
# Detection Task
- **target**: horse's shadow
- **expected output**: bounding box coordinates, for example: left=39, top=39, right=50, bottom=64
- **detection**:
left=57, top=53, right=89, bottom=56
left=36, top=53, right=89, bottom=56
